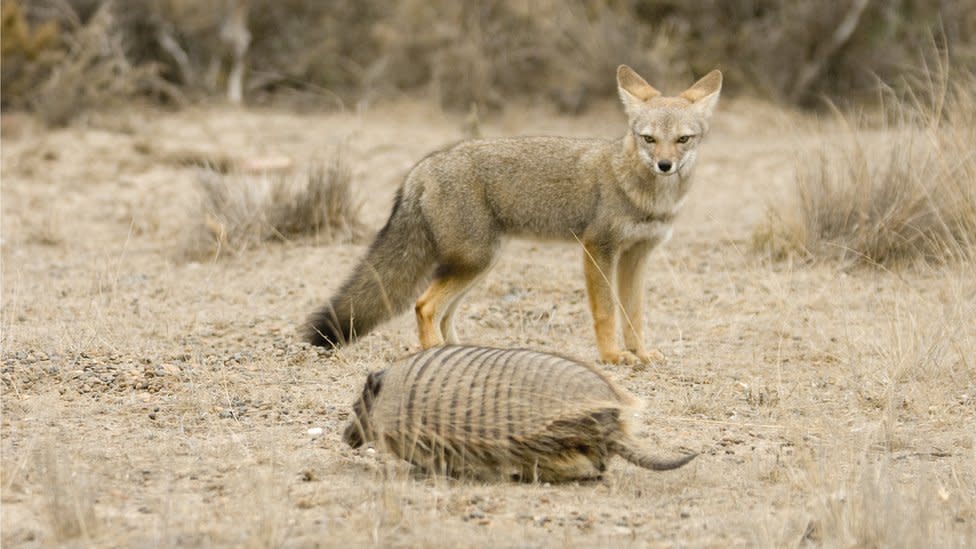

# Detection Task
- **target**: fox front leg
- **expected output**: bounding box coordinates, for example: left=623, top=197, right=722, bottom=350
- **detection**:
left=583, top=241, right=638, bottom=365
left=617, top=241, right=665, bottom=365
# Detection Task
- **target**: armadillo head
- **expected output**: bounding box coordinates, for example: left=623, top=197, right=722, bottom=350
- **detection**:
left=342, top=369, right=386, bottom=448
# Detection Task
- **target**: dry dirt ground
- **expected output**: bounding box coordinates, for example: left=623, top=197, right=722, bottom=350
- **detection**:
left=2, top=98, right=974, bottom=548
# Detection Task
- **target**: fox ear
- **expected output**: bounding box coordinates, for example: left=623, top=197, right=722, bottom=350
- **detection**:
left=617, top=65, right=660, bottom=115
left=680, top=69, right=722, bottom=117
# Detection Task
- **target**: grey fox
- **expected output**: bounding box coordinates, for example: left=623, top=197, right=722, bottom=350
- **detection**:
left=305, top=65, right=722, bottom=364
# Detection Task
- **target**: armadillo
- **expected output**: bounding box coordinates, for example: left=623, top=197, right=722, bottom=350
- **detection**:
left=343, top=345, right=696, bottom=482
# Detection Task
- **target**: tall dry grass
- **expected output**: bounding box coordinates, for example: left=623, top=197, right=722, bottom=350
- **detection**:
left=184, top=156, right=365, bottom=260
left=38, top=441, right=99, bottom=543
left=798, top=266, right=976, bottom=547
left=794, top=456, right=974, bottom=548
left=753, top=63, right=976, bottom=268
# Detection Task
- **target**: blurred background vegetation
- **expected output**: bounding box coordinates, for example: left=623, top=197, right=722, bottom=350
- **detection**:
left=3, top=0, right=975, bottom=125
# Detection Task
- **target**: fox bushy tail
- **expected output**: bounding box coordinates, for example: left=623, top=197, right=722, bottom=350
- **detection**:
left=305, top=189, right=436, bottom=348
left=610, top=439, right=697, bottom=471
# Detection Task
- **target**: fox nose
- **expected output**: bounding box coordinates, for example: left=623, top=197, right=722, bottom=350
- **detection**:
left=657, top=160, right=673, bottom=172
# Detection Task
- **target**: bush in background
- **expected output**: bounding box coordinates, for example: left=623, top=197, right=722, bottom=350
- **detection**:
left=3, top=0, right=975, bottom=120
left=1, top=1, right=63, bottom=108
left=2, top=0, right=172, bottom=125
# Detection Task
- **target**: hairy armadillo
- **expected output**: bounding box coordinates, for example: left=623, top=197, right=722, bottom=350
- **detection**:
left=343, top=345, right=695, bottom=482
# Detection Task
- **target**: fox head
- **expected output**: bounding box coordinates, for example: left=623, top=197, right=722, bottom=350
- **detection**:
left=617, top=65, right=722, bottom=177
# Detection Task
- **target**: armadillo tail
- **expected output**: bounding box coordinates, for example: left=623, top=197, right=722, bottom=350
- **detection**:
left=610, top=439, right=696, bottom=471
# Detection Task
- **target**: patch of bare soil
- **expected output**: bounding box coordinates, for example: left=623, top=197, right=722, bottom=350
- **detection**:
left=2, top=101, right=974, bottom=547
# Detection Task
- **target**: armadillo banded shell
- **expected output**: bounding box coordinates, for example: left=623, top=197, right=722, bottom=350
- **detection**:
left=368, top=346, right=638, bottom=475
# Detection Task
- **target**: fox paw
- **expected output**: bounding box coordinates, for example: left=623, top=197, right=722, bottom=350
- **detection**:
left=624, top=349, right=667, bottom=372
left=636, top=348, right=666, bottom=365
left=599, top=350, right=640, bottom=365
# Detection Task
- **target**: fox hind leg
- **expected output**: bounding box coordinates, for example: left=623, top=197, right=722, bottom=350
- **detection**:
left=439, top=258, right=497, bottom=344
left=415, top=265, right=486, bottom=348
left=439, top=282, right=474, bottom=344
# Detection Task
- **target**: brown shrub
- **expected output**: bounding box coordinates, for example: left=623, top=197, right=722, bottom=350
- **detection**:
left=2, top=1, right=171, bottom=126
left=543, top=2, right=688, bottom=113
left=634, top=0, right=976, bottom=107
left=377, top=0, right=544, bottom=111
left=3, top=0, right=975, bottom=117
left=1, top=0, right=63, bottom=109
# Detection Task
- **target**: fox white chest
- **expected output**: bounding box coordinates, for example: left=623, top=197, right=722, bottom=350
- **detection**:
left=619, top=176, right=689, bottom=247
left=618, top=217, right=675, bottom=248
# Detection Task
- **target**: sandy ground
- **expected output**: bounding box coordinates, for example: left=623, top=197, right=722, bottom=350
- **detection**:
left=2, top=98, right=974, bottom=548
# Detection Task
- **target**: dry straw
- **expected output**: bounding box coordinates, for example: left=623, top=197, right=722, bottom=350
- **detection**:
left=185, top=153, right=365, bottom=260
left=754, top=57, right=976, bottom=268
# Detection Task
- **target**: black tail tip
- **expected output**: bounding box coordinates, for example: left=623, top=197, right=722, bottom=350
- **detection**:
left=303, top=310, right=351, bottom=349
left=671, top=452, right=698, bottom=469
left=652, top=451, right=697, bottom=471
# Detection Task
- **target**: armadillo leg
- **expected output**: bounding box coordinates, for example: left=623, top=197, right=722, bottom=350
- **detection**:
left=544, top=454, right=604, bottom=482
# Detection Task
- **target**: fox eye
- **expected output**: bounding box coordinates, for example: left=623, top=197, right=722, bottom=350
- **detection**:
left=641, top=135, right=655, bottom=144
left=677, top=135, right=693, bottom=144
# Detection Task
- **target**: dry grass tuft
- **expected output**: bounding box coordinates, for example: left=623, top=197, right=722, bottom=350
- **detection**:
left=754, top=65, right=976, bottom=268
left=185, top=154, right=365, bottom=260
left=799, top=457, right=971, bottom=548
left=38, top=442, right=98, bottom=542
left=770, top=268, right=976, bottom=547
left=25, top=218, right=64, bottom=247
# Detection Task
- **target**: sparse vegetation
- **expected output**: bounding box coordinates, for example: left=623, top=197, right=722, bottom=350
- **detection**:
left=799, top=457, right=967, bottom=548
left=753, top=65, right=976, bottom=267
left=3, top=99, right=974, bottom=547
left=186, top=155, right=365, bottom=260
left=3, top=2, right=975, bottom=547
left=38, top=441, right=99, bottom=542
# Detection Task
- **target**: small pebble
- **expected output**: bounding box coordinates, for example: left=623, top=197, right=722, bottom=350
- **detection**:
left=307, top=427, right=324, bottom=437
